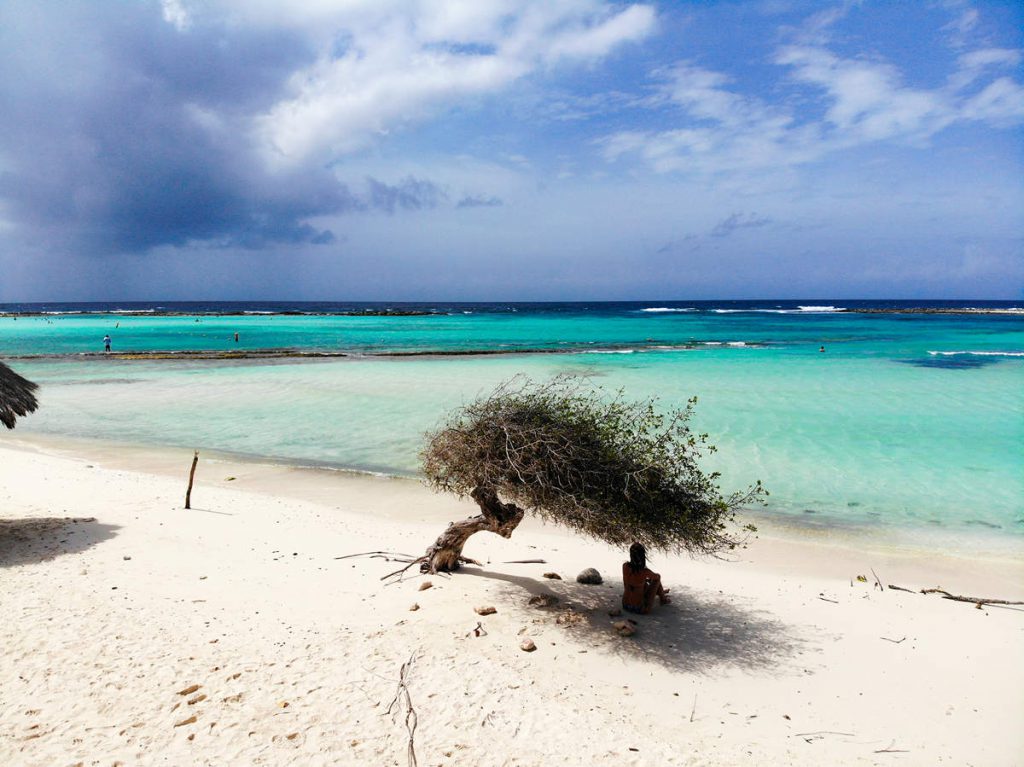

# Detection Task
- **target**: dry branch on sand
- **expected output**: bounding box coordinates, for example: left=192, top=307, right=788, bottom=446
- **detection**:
left=888, top=584, right=1024, bottom=609
left=385, top=653, right=419, bottom=767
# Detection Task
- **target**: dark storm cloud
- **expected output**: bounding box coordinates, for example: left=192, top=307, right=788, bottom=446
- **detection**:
left=710, top=212, right=772, bottom=238
left=366, top=177, right=448, bottom=214
left=456, top=194, right=504, bottom=209
left=0, top=1, right=351, bottom=254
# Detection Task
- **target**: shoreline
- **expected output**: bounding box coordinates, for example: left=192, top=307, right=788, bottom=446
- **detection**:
left=9, top=431, right=1023, bottom=575
left=1, top=435, right=1022, bottom=765
left=3, top=341, right=769, bottom=361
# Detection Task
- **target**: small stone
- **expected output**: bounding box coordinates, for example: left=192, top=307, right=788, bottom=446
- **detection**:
left=187, top=694, right=207, bottom=705
left=409, top=603, right=420, bottom=612
left=542, top=572, right=562, bottom=580
left=475, top=606, right=497, bottom=616
left=520, top=638, right=537, bottom=652
left=177, top=684, right=201, bottom=696
left=576, top=568, right=603, bottom=585
left=123, top=555, right=132, bottom=561
left=612, top=620, right=636, bottom=637
left=286, top=732, right=299, bottom=740
left=174, top=715, right=197, bottom=728
left=608, top=608, right=622, bottom=617
left=278, top=701, right=289, bottom=708
left=528, top=594, right=559, bottom=608
left=418, top=582, right=433, bottom=591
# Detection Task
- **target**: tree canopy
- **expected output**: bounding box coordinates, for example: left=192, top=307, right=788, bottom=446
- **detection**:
left=0, top=361, right=38, bottom=429
left=421, top=376, right=763, bottom=559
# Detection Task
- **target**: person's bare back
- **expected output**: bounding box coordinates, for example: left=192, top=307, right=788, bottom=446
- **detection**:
left=622, top=543, right=670, bottom=614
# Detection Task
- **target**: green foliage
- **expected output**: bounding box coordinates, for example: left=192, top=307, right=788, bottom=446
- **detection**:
left=422, top=376, right=764, bottom=555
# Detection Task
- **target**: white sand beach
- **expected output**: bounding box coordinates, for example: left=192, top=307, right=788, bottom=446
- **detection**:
left=2, top=437, right=1022, bottom=767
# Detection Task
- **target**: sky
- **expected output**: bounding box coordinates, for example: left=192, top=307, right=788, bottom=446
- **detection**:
left=0, top=0, right=1022, bottom=301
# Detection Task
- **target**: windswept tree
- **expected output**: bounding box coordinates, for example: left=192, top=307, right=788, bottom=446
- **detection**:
left=0, top=361, right=38, bottom=429
left=418, top=376, right=764, bottom=574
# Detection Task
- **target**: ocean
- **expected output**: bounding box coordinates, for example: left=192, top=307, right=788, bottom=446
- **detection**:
left=2, top=300, right=1022, bottom=544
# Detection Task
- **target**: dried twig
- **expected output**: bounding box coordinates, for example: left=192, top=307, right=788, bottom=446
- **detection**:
left=385, top=652, right=419, bottom=767
left=689, top=694, right=697, bottom=723
left=795, top=731, right=856, bottom=743
left=381, top=558, right=428, bottom=583
left=503, top=559, right=547, bottom=564
left=880, top=636, right=906, bottom=644
left=818, top=596, right=839, bottom=604
left=467, top=621, right=487, bottom=637
left=870, top=567, right=885, bottom=592
left=335, top=550, right=416, bottom=561
left=887, top=584, right=916, bottom=593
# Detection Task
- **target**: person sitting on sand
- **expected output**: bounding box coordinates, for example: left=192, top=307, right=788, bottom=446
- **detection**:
left=622, top=542, right=670, bottom=614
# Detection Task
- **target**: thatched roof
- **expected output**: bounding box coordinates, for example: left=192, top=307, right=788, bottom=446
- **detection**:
left=0, top=361, right=38, bottom=429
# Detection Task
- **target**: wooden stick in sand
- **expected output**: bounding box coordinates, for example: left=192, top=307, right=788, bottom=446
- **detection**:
left=185, top=450, right=198, bottom=509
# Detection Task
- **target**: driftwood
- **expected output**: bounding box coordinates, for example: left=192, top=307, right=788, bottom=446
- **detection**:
left=920, top=588, right=1024, bottom=608
left=888, top=584, right=1024, bottom=608
left=385, top=653, right=418, bottom=767
left=184, top=451, right=198, bottom=509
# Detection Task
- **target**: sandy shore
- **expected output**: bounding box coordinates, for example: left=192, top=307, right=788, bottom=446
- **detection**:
left=1, top=437, right=1022, bottom=766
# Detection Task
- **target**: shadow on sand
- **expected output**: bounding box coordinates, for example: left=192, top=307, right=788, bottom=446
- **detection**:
left=0, top=516, right=120, bottom=567
left=461, top=567, right=807, bottom=675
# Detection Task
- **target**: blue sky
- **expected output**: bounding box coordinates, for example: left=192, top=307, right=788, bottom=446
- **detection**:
left=0, top=0, right=1021, bottom=301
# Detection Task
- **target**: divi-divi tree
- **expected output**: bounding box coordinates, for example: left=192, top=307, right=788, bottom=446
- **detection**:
left=419, top=376, right=764, bottom=574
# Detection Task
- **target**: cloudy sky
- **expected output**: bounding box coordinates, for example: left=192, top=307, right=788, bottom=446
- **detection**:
left=1, top=0, right=1021, bottom=301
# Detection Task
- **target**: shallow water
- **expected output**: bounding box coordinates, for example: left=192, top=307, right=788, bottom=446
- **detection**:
left=3, top=301, right=1022, bottom=541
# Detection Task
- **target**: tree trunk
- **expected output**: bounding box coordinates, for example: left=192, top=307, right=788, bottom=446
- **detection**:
left=421, top=487, right=524, bottom=573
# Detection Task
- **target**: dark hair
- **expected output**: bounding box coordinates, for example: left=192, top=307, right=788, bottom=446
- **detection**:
left=628, top=542, right=646, bottom=573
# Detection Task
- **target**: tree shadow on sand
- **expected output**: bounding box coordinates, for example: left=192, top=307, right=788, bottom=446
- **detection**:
left=0, top=516, right=120, bottom=567
left=461, top=567, right=808, bottom=676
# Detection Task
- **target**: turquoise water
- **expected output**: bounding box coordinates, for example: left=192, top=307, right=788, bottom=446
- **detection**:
left=2, top=302, right=1022, bottom=539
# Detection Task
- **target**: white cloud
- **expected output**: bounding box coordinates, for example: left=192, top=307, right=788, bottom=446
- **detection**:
left=540, top=5, right=655, bottom=62
left=238, top=1, right=655, bottom=165
left=602, top=26, right=1024, bottom=178
left=941, top=6, right=979, bottom=49
left=961, top=77, right=1024, bottom=124
left=161, top=0, right=191, bottom=31
left=600, top=63, right=823, bottom=175
left=949, top=48, right=1022, bottom=91
left=775, top=46, right=954, bottom=142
